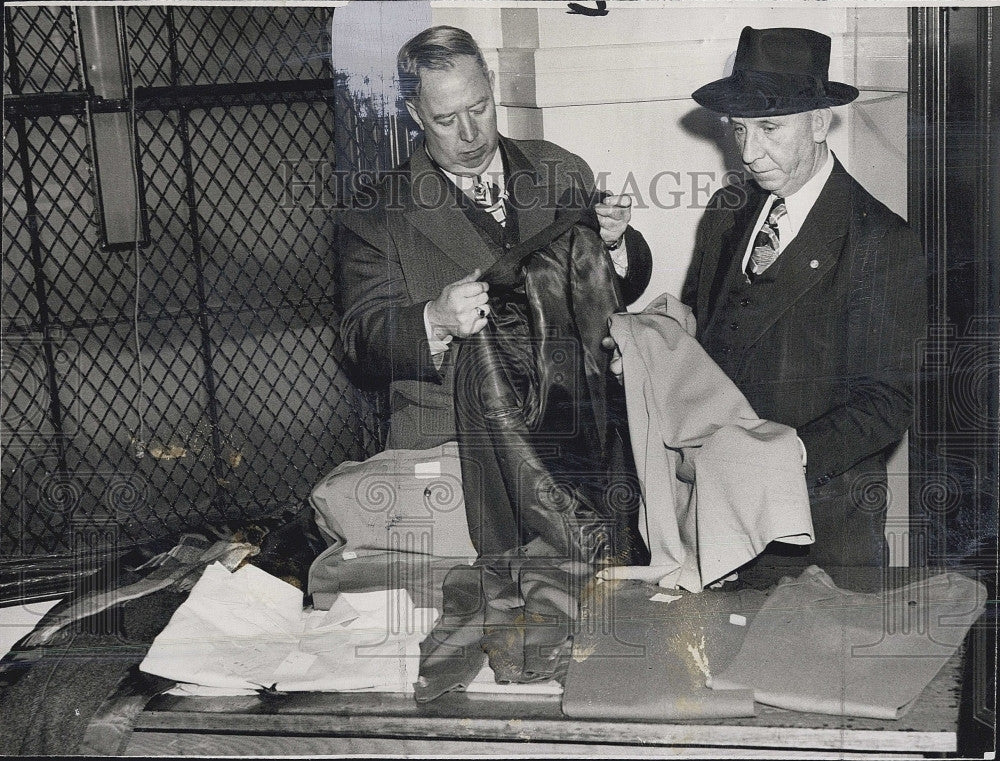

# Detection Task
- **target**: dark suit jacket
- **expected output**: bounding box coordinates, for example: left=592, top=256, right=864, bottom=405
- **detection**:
left=681, top=156, right=926, bottom=569
left=338, top=135, right=652, bottom=450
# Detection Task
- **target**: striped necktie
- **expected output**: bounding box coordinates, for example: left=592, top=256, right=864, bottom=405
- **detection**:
left=746, top=197, right=787, bottom=282
left=473, top=175, right=506, bottom=226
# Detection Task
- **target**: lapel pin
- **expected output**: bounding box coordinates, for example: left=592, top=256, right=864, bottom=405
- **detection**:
left=810, top=259, right=820, bottom=269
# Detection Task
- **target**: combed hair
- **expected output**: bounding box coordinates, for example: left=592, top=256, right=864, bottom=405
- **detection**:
left=397, top=26, right=489, bottom=101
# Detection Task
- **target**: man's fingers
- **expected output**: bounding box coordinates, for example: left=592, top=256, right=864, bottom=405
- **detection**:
left=609, top=353, right=622, bottom=377
left=600, top=194, right=632, bottom=209
left=595, top=205, right=627, bottom=218
left=601, top=336, right=617, bottom=351
left=458, top=290, right=489, bottom=310
left=456, top=267, right=482, bottom=285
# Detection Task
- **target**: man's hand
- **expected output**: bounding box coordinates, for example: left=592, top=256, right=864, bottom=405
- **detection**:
left=595, top=194, right=632, bottom=247
left=426, top=268, right=490, bottom=339
left=601, top=335, right=623, bottom=383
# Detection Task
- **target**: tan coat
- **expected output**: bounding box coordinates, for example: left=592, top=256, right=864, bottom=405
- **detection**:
left=607, top=294, right=813, bottom=591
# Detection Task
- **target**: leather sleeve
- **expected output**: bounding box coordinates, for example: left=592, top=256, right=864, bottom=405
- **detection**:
left=620, top=227, right=652, bottom=306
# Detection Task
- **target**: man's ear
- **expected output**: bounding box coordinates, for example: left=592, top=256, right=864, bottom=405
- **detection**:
left=405, top=99, right=424, bottom=130
left=812, top=107, right=833, bottom=143
left=488, top=69, right=496, bottom=93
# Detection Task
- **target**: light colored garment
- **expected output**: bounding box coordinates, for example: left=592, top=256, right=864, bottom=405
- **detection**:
left=140, top=562, right=437, bottom=694
left=708, top=565, right=987, bottom=719
left=310, top=442, right=478, bottom=559
left=603, top=293, right=813, bottom=591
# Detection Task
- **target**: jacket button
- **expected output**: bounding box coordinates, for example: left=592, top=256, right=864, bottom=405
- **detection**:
left=740, top=297, right=751, bottom=307
left=730, top=321, right=739, bottom=330
left=816, top=474, right=831, bottom=486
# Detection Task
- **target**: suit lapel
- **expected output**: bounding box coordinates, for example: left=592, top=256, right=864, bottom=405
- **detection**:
left=402, top=144, right=500, bottom=273
left=502, top=137, right=556, bottom=242
left=742, top=159, right=852, bottom=346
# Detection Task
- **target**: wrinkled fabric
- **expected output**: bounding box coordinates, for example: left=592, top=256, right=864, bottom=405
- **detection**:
left=0, top=511, right=325, bottom=755
left=20, top=534, right=251, bottom=649
left=417, top=208, right=643, bottom=701
left=0, top=584, right=185, bottom=757
left=562, top=580, right=762, bottom=720
left=415, top=543, right=590, bottom=702
left=708, top=565, right=988, bottom=718
left=309, top=442, right=478, bottom=560
left=605, top=293, right=813, bottom=591
left=456, top=206, right=637, bottom=561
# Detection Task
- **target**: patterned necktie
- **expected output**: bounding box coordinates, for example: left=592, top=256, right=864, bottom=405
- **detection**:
left=746, top=197, right=787, bottom=282
left=473, top=175, right=506, bottom=226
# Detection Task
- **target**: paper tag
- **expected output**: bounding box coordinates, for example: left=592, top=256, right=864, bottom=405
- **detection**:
left=729, top=613, right=747, bottom=626
left=650, top=592, right=683, bottom=604
left=414, top=460, right=441, bottom=479
left=271, top=650, right=317, bottom=681
left=342, top=550, right=357, bottom=560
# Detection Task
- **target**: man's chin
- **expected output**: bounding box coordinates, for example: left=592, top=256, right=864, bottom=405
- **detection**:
left=460, top=145, right=498, bottom=174
left=749, top=172, right=781, bottom=190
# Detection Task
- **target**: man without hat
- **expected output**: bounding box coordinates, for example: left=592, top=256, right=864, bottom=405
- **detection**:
left=338, top=25, right=652, bottom=451
left=682, top=27, right=926, bottom=584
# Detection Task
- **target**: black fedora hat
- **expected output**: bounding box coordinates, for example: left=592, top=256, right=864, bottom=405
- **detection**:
left=692, top=26, right=859, bottom=117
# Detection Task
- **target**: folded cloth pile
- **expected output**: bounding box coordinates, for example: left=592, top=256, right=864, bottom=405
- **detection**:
left=141, top=562, right=437, bottom=695
left=562, top=579, right=761, bottom=720
left=708, top=565, right=987, bottom=719
left=310, top=442, right=478, bottom=561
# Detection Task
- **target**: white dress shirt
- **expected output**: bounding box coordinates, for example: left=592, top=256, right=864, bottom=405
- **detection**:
left=740, top=150, right=835, bottom=274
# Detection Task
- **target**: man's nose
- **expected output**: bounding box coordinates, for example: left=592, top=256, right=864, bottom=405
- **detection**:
left=740, top=130, right=763, bottom=164
left=457, top=113, right=478, bottom=143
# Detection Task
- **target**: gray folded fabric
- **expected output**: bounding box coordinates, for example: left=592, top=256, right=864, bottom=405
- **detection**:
left=708, top=565, right=987, bottom=719
left=562, top=580, right=761, bottom=720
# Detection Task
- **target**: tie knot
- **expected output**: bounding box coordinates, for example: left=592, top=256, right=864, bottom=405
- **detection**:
left=473, top=175, right=500, bottom=208
left=768, top=197, right=787, bottom=225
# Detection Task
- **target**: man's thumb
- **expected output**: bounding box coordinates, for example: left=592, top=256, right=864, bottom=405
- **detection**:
left=457, top=268, right=482, bottom=284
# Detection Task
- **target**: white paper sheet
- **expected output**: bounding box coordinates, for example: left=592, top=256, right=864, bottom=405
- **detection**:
left=141, top=562, right=436, bottom=693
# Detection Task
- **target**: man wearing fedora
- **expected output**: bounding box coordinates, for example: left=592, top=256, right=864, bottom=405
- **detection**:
left=682, top=27, right=926, bottom=583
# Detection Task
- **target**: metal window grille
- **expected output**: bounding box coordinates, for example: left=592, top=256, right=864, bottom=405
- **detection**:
left=2, top=6, right=392, bottom=584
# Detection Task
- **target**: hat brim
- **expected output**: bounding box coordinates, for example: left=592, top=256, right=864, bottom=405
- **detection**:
left=692, top=77, right=859, bottom=117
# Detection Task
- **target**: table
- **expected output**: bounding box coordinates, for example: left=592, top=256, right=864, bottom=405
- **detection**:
left=125, top=649, right=961, bottom=758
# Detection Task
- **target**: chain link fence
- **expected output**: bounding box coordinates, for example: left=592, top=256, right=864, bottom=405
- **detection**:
left=2, top=6, right=391, bottom=569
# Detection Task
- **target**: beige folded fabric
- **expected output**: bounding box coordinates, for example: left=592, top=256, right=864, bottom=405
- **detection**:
left=708, top=565, right=988, bottom=718
left=310, top=442, right=477, bottom=559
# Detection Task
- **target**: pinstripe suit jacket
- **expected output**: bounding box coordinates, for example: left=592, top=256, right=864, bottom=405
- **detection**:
left=337, top=136, right=651, bottom=450
left=681, top=156, right=926, bottom=569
